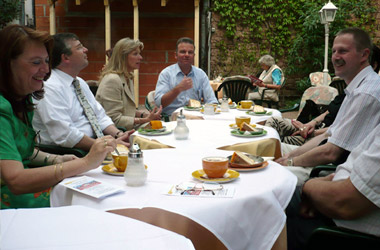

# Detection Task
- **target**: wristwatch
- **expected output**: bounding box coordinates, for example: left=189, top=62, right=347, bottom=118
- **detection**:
left=287, top=158, right=294, bottom=166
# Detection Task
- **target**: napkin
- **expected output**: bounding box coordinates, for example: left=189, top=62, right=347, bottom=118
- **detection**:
left=132, top=135, right=175, bottom=150
left=171, top=112, right=204, bottom=121
left=217, top=138, right=282, bottom=159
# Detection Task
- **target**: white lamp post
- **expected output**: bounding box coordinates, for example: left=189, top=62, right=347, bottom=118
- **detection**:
left=320, top=1, right=338, bottom=85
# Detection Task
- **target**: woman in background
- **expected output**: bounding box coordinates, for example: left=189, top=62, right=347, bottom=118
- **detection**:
left=96, top=38, right=162, bottom=130
left=0, top=25, right=116, bottom=209
left=248, top=54, right=284, bottom=102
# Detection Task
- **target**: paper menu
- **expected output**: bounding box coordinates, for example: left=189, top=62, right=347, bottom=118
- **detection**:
left=62, top=176, right=124, bottom=199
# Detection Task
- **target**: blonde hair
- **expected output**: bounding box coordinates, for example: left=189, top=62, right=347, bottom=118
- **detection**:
left=99, top=38, right=143, bottom=81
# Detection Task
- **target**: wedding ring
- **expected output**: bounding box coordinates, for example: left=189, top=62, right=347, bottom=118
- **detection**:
left=103, top=139, right=107, bottom=147
left=300, top=128, right=304, bottom=131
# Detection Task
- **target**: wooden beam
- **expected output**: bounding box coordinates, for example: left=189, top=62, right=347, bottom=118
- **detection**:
left=133, top=0, right=139, bottom=107
left=194, top=0, right=200, bottom=67
left=105, top=1, right=111, bottom=63
left=48, top=0, right=56, bottom=35
left=161, top=0, right=168, bottom=7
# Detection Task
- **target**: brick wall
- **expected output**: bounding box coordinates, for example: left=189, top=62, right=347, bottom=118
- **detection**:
left=35, top=0, right=195, bottom=104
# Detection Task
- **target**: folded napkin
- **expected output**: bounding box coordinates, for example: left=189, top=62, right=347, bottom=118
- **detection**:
left=217, top=138, right=282, bottom=159
left=132, top=135, right=175, bottom=150
left=171, top=112, right=204, bottom=121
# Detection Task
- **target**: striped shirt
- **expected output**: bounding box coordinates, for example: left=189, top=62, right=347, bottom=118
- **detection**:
left=327, top=66, right=380, bottom=151
left=333, top=123, right=380, bottom=236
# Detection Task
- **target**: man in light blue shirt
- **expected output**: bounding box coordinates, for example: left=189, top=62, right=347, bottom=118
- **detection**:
left=154, top=37, right=217, bottom=115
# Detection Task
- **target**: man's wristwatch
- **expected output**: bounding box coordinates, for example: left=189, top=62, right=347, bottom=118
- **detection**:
left=287, top=158, right=294, bottom=166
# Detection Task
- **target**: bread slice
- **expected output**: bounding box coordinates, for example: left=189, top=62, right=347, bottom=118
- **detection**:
left=240, top=122, right=256, bottom=131
left=188, top=99, right=201, bottom=108
left=231, top=152, right=256, bottom=165
left=253, top=105, right=265, bottom=113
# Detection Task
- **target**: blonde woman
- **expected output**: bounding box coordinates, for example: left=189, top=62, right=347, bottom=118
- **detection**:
left=96, top=38, right=162, bottom=130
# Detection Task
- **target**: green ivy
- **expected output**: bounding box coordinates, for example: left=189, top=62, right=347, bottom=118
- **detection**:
left=212, top=0, right=377, bottom=93
left=0, top=0, right=20, bottom=29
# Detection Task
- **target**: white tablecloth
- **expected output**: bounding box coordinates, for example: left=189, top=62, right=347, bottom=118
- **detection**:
left=173, top=106, right=281, bottom=123
left=0, top=206, right=194, bottom=250
left=134, top=120, right=281, bottom=152
left=51, top=120, right=296, bottom=250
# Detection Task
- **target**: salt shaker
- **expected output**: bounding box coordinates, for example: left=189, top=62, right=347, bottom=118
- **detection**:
left=124, top=143, right=147, bottom=186
left=174, top=109, right=189, bottom=140
left=220, top=96, right=229, bottom=112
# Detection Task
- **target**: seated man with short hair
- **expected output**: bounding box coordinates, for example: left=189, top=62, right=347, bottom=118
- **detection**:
left=33, top=33, right=133, bottom=151
left=154, top=37, right=217, bottom=115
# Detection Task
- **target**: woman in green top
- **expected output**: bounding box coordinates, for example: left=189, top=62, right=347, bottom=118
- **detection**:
left=0, top=25, right=118, bottom=209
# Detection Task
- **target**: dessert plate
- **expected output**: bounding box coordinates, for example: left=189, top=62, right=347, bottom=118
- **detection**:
left=142, top=126, right=166, bottom=132
left=229, top=161, right=269, bottom=172
left=227, top=154, right=264, bottom=168
left=229, top=102, right=237, bottom=109
left=138, top=128, right=172, bottom=136
left=230, top=129, right=267, bottom=137
left=229, top=123, right=256, bottom=129
left=192, top=169, right=240, bottom=183
left=246, top=110, right=273, bottom=116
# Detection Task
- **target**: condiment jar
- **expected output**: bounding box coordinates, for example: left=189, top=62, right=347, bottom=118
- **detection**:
left=124, top=143, right=147, bottom=186
left=220, top=96, right=229, bottom=112
left=174, top=109, right=189, bottom=140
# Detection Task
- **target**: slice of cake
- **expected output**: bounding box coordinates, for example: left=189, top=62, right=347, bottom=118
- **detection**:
left=230, top=152, right=256, bottom=165
left=145, top=120, right=163, bottom=130
left=240, top=122, right=256, bottom=131
left=188, top=99, right=201, bottom=108
left=253, top=105, right=265, bottom=113
left=228, top=98, right=233, bottom=105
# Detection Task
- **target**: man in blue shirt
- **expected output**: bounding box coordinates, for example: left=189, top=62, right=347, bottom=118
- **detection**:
left=154, top=37, right=217, bottom=115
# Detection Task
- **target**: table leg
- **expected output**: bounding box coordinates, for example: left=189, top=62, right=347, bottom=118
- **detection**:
left=108, top=207, right=227, bottom=250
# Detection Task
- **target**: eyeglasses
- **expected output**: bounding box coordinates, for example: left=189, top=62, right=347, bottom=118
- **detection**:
left=175, top=181, right=223, bottom=195
left=30, top=130, right=41, bottom=161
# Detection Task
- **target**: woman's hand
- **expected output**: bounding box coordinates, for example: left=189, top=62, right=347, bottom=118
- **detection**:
left=291, top=120, right=315, bottom=138
left=115, top=130, right=135, bottom=148
left=55, top=154, right=78, bottom=163
left=146, top=106, right=163, bottom=121
left=85, top=135, right=116, bottom=169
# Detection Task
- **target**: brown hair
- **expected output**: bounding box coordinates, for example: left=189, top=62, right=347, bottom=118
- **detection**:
left=0, top=24, right=53, bottom=112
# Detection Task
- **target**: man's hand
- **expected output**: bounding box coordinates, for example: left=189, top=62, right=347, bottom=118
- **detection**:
left=177, top=76, right=193, bottom=92
left=116, top=129, right=135, bottom=148
left=299, top=174, right=335, bottom=218
left=275, top=154, right=290, bottom=166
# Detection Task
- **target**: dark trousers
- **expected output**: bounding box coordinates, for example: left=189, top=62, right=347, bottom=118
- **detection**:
left=286, top=187, right=335, bottom=250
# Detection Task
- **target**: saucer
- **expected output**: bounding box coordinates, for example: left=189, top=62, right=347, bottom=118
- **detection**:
left=102, top=164, right=124, bottom=176
left=192, top=169, right=240, bottom=183
left=184, top=106, right=201, bottom=111
left=102, top=164, right=148, bottom=176
left=237, top=106, right=253, bottom=111
left=229, top=102, right=237, bottom=109
left=230, top=129, right=267, bottom=137
left=229, top=161, right=268, bottom=172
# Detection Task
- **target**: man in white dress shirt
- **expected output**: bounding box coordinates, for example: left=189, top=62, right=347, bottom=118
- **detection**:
left=33, top=33, right=133, bottom=151
left=276, top=27, right=380, bottom=184
left=286, top=123, right=380, bottom=249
